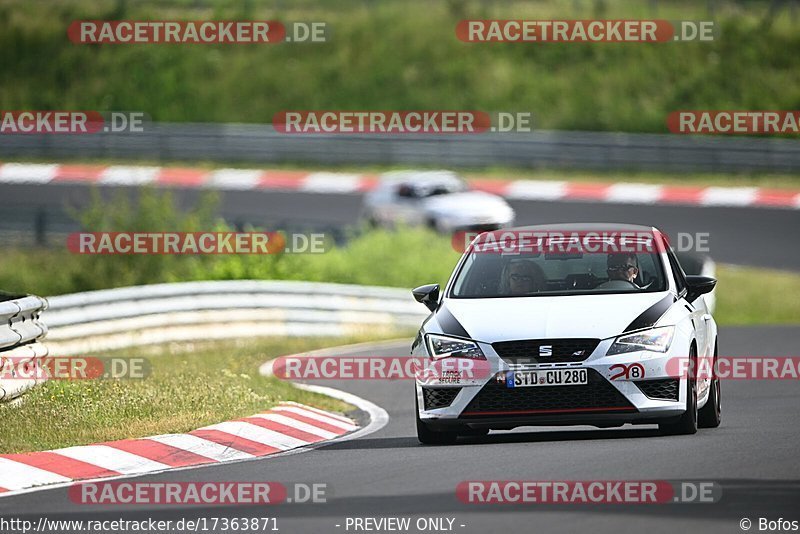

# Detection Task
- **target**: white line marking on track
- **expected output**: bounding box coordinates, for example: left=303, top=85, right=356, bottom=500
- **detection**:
left=605, top=183, right=664, bottom=204
left=0, top=163, right=59, bottom=183
left=283, top=401, right=356, bottom=425
left=301, top=172, right=362, bottom=193
left=701, top=186, right=758, bottom=206
left=52, top=445, right=170, bottom=475
left=272, top=406, right=358, bottom=431
left=200, top=421, right=309, bottom=449
left=249, top=413, right=340, bottom=439
left=99, top=166, right=159, bottom=186
left=147, top=434, right=255, bottom=462
left=0, top=458, right=71, bottom=490
left=294, top=384, right=389, bottom=444
left=207, top=169, right=262, bottom=190
left=504, top=180, right=566, bottom=200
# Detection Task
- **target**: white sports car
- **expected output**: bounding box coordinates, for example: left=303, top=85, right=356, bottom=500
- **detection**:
left=411, top=223, right=720, bottom=444
left=362, top=170, right=515, bottom=233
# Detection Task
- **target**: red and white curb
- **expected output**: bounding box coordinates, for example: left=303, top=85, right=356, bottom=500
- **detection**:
left=0, top=402, right=358, bottom=496
left=1, top=162, right=798, bottom=209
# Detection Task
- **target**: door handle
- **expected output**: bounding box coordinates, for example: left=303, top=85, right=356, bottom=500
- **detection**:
left=702, top=314, right=712, bottom=321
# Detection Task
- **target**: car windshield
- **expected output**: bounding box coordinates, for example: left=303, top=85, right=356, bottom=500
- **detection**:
left=450, top=243, right=667, bottom=298
left=395, top=177, right=467, bottom=198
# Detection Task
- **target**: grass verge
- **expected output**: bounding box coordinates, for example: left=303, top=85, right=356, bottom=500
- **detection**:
left=0, top=334, right=400, bottom=454
left=714, top=265, right=800, bottom=325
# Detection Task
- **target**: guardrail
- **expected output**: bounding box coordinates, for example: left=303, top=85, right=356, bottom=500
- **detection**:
left=1, top=123, right=799, bottom=173
left=0, top=294, right=49, bottom=403
left=5, top=273, right=715, bottom=401
left=44, top=280, right=427, bottom=355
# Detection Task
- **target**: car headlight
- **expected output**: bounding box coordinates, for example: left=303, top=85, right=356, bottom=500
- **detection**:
left=607, top=326, right=674, bottom=355
left=426, top=334, right=486, bottom=360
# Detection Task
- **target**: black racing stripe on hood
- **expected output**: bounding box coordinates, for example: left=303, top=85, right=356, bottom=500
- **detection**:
left=623, top=294, right=676, bottom=333
left=436, top=305, right=470, bottom=338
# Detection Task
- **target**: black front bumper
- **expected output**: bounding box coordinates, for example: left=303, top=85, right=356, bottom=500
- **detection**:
left=460, top=369, right=636, bottom=417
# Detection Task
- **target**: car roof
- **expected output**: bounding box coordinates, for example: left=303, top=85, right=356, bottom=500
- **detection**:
left=378, top=170, right=464, bottom=185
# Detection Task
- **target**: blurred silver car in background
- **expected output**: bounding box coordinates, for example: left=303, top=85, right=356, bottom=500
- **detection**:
left=362, top=170, right=515, bottom=233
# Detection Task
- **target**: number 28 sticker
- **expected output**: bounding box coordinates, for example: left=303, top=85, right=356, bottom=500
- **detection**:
left=609, top=363, right=645, bottom=380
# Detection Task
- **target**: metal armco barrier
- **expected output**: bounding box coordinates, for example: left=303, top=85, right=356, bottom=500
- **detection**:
left=0, top=295, right=49, bottom=402
left=44, top=280, right=428, bottom=355
left=1, top=123, right=799, bottom=173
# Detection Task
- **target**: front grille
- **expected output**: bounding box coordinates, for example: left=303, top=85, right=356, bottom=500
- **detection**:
left=635, top=379, right=679, bottom=401
left=493, top=338, right=600, bottom=364
left=461, top=369, right=635, bottom=417
left=422, top=387, right=461, bottom=410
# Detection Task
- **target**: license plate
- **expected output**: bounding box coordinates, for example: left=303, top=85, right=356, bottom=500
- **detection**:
left=507, top=369, right=588, bottom=388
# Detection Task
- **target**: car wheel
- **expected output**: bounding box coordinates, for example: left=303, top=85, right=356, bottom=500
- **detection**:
left=659, top=345, right=698, bottom=436
left=362, top=211, right=380, bottom=228
left=415, top=393, right=458, bottom=445
left=698, top=340, right=721, bottom=428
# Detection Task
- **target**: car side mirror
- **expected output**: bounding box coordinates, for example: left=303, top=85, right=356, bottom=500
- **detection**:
left=412, top=284, right=440, bottom=312
left=685, top=275, right=716, bottom=303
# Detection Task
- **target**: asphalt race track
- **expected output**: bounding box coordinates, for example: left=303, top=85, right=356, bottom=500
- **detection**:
left=1, top=325, right=799, bottom=534
left=2, top=182, right=799, bottom=270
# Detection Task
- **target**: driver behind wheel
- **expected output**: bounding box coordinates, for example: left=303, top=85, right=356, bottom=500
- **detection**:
left=595, top=252, right=640, bottom=289
left=499, top=259, right=546, bottom=295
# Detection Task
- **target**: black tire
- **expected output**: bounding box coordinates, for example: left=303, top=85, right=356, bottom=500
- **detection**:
left=415, top=394, right=458, bottom=445
left=363, top=212, right=380, bottom=229
left=698, top=340, right=721, bottom=428
left=459, top=427, right=489, bottom=437
left=660, top=345, right=698, bottom=436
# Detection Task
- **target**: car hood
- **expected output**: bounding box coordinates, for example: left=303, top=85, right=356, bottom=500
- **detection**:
left=441, top=292, right=673, bottom=343
left=422, top=191, right=512, bottom=216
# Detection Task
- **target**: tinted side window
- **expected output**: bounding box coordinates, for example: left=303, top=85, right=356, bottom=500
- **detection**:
left=396, top=184, right=418, bottom=198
